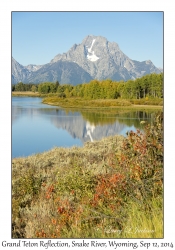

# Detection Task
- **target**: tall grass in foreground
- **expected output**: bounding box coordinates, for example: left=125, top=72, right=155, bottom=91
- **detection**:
left=121, top=197, right=163, bottom=238
left=12, top=113, right=163, bottom=238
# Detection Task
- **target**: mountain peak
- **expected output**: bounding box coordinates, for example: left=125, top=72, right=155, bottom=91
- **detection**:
left=12, top=35, right=161, bottom=84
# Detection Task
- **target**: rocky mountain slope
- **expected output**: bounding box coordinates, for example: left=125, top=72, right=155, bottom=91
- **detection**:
left=12, top=35, right=162, bottom=85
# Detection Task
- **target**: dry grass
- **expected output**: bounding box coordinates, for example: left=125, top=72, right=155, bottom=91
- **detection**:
left=12, top=135, right=124, bottom=238
left=42, top=97, right=163, bottom=109
left=42, top=97, right=132, bottom=108
left=12, top=91, right=41, bottom=97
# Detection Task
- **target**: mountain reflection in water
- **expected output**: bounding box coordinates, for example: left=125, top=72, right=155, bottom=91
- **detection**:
left=12, top=97, right=155, bottom=157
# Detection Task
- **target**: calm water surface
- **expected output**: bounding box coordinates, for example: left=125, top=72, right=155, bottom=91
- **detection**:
left=12, top=97, right=154, bottom=158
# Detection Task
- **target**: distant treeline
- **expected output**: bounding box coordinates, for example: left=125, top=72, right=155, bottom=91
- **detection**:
left=12, top=73, right=163, bottom=99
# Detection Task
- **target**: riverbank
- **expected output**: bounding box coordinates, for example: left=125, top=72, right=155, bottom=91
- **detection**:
left=12, top=91, right=45, bottom=97
left=12, top=113, right=163, bottom=238
left=42, top=96, right=163, bottom=110
left=12, top=92, right=163, bottom=109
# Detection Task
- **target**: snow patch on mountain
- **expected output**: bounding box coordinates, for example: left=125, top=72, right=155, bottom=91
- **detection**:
left=87, top=51, right=100, bottom=62
left=86, top=39, right=99, bottom=62
left=87, top=39, right=96, bottom=53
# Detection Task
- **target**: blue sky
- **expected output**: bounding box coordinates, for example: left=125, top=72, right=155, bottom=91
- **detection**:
left=12, top=11, right=163, bottom=68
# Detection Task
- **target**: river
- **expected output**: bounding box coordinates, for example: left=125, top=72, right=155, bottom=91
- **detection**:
left=12, top=96, right=155, bottom=158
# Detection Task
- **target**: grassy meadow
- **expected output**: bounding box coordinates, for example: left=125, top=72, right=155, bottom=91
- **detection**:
left=42, top=96, right=163, bottom=109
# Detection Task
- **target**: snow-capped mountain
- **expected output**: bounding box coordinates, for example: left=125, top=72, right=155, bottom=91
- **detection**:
left=12, top=35, right=162, bottom=85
